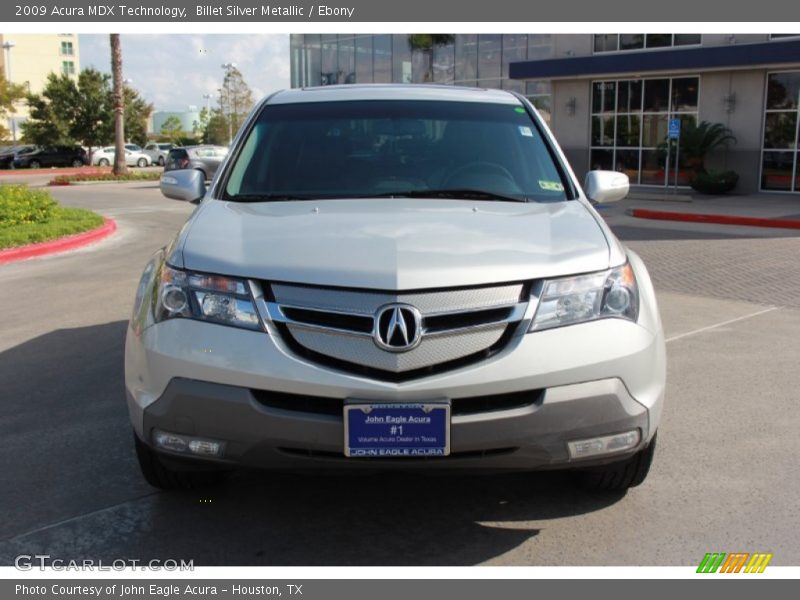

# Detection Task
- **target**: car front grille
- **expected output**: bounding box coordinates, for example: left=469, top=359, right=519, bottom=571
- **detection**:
left=258, top=281, right=531, bottom=381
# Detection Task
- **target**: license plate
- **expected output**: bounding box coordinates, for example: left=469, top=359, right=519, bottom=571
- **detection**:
left=344, top=403, right=450, bottom=457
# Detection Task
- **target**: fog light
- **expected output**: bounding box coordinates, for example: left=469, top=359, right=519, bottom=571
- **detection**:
left=567, top=429, right=640, bottom=459
left=153, top=430, right=189, bottom=453
left=188, top=439, right=225, bottom=457
left=152, top=430, right=225, bottom=458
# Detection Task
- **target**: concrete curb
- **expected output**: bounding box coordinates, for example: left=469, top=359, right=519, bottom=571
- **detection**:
left=0, top=218, right=117, bottom=265
left=629, top=208, right=800, bottom=230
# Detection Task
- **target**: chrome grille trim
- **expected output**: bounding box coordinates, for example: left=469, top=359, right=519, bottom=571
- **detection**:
left=263, top=300, right=527, bottom=337
left=256, top=281, right=530, bottom=374
left=270, top=282, right=524, bottom=315
left=266, top=301, right=373, bottom=337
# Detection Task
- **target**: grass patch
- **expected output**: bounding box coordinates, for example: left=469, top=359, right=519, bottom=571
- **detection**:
left=50, top=171, right=161, bottom=185
left=0, top=184, right=105, bottom=249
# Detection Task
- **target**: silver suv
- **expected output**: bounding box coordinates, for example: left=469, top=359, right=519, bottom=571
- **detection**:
left=127, top=85, right=665, bottom=491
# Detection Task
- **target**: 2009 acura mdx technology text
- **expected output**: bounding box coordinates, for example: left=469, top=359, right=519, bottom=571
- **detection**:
left=126, top=85, right=665, bottom=491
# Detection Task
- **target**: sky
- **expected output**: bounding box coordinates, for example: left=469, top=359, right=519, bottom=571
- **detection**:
left=78, top=34, right=290, bottom=112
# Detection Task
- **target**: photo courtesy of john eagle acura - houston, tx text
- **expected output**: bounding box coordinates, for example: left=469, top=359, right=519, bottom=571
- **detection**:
left=126, top=84, right=665, bottom=492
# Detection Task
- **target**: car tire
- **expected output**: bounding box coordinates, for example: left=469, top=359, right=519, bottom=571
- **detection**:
left=133, top=432, right=227, bottom=491
left=29, top=160, right=41, bottom=169
left=71, top=159, right=84, bottom=168
left=157, top=156, right=165, bottom=166
left=575, top=433, right=657, bottom=492
left=98, top=158, right=110, bottom=167
left=137, top=158, right=148, bottom=168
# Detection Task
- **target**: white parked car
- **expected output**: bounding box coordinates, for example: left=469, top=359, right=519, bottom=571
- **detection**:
left=128, top=85, right=665, bottom=491
left=143, top=142, right=173, bottom=166
left=92, top=146, right=151, bottom=167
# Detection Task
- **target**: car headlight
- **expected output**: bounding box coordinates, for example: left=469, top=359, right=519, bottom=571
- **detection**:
left=155, top=264, right=261, bottom=331
left=530, top=263, right=639, bottom=331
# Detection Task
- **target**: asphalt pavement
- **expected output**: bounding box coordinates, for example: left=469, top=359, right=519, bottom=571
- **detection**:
left=0, top=183, right=799, bottom=566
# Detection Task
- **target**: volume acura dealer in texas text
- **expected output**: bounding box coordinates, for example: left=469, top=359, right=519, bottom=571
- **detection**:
left=196, top=5, right=356, bottom=17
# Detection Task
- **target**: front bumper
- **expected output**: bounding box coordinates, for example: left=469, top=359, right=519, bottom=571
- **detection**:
left=133, top=376, right=650, bottom=471
left=126, top=308, right=665, bottom=471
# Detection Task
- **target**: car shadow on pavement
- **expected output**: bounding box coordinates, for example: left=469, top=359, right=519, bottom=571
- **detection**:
left=0, top=321, right=626, bottom=566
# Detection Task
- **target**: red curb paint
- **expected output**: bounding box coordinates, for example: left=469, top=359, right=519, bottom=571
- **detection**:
left=0, top=167, right=112, bottom=178
left=630, top=208, right=800, bottom=230
left=0, top=218, right=117, bottom=265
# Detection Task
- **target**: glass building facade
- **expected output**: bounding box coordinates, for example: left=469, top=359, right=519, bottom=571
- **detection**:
left=590, top=76, right=700, bottom=186
left=290, top=34, right=554, bottom=121
left=761, top=71, right=800, bottom=192
left=290, top=34, right=800, bottom=193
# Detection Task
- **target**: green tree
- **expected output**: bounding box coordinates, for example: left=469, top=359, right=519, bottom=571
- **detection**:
left=159, top=115, right=184, bottom=143
left=192, top=107, right=210, bottom=142
left=123, top=86, right=153, bottom=148
left=218, top=66, right=254, bottom=144
left=22, top=69, right=114, bottom=162
left=72, top=68, right=114, bottom=162
left=21, top=73, right=81, bottom=146
left=203, top=108, right=230, bottom=146
left=0, top=68, right=27, bottom=142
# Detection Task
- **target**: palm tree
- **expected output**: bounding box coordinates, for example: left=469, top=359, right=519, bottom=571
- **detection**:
left=679, top=121, right=737, bottom=174
left=110, top=34, right=128, bottom=176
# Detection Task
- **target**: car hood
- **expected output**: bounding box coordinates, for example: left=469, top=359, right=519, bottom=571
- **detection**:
left=179, top=198, right=611, bottom=289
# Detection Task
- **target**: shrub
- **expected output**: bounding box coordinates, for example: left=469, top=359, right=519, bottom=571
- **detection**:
left=0, top=185, right=58, bottom=226
left=690, top=170, right=739, bottom=195
left=50, top=171, right=161, bottom=185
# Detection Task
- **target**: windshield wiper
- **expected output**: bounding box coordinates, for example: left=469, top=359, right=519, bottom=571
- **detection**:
left=363, top=189, right=529, bottom=203
left=224, top=193, right=315, bottom=202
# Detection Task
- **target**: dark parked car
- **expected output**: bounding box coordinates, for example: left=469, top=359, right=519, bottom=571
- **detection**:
left=0, top=145, right=37, bottom=168
left=164, top=145, right=228, bottom=181
left=12, top=145, right=87, bottom=169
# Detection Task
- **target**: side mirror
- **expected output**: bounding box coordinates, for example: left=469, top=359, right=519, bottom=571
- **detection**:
left=584, top=170, right=630, bottom=204
left=160, top=169, right=206, bottom=203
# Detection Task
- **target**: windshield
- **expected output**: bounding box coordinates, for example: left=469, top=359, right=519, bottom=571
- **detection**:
left=224, top=100, right=569, bottom=202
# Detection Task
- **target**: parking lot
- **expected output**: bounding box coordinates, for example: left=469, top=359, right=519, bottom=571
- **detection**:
left=1, top=182, right=799, bottom=566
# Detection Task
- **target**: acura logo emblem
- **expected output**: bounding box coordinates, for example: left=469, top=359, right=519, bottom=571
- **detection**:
left=373, top=304, right=423, bottom=352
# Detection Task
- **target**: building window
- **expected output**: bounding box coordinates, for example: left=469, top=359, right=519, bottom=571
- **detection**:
left=454, top=35, right=478, bottom=87
left=60, top=41, right=74, bottom=56
left=477, top=34, right=502, bottom=88
left=761, top=71, right=800, bottom=192
left=338, top=35, right=356, bottom=84
left=501, top=34, right=527, bottom=93
left=61, top=61, right=75, bottom=76
left=526, top=81, right=552, bottom=124
left=373, top=35, right=392, bottom=83
left=432, top=38, right=455, bottom=84
left=593, top=34, right=701, bottom=54
left=289, top=34, right=552, bottom=93
left=355, top=35, right=374, bottom=84
left=590, top=76, right=700, bottom=186
left=392, top=34, right=412, bottom=84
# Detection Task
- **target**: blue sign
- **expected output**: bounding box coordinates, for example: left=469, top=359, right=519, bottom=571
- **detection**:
left=345, top=403, right=450, bottom=457
left=668, top=118, right=681, bottom=139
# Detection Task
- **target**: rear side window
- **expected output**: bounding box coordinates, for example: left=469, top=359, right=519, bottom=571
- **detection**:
left=169, top=149, right=189, bottom=160
left=225, top=100, right=568, bottom=202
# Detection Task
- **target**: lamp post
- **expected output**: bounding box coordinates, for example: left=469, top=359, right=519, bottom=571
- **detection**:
left=221, top=62, right=236, bottom=145
left=2, top=40, right=17, bottom=153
